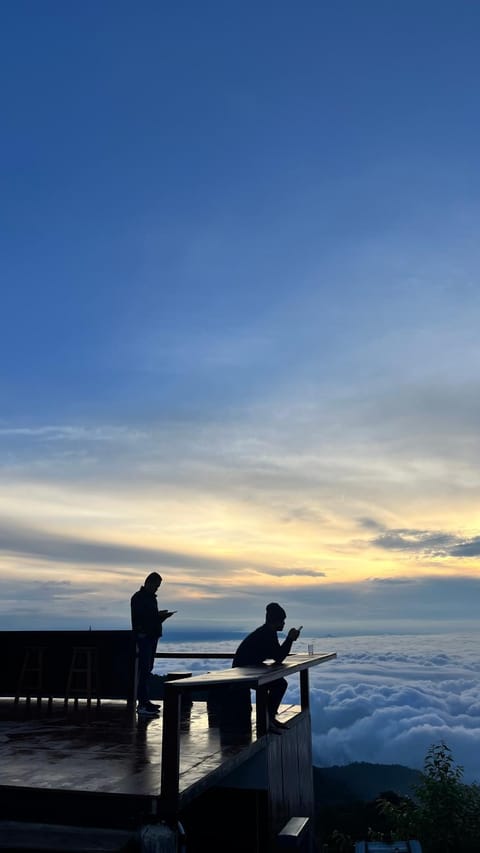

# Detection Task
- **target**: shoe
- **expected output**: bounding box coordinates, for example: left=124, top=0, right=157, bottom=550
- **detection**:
left=270, top=718, right=289, bottom=729
left=145, top=701, right=160, bottom=712
left=137, top=704, right=159, bottom=716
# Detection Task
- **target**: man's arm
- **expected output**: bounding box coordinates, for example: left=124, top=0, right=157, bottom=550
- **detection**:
left=131, top=593, right=149, bottom=633
left=158, top=609, right=175, bottom=623
left=274, top=635, right=293, bottom=663
left=274, top=627, right=302, bottom=663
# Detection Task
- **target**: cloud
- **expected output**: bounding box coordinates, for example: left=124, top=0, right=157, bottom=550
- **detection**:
left=358, top=517, right=384, bottom=531
left=2, top=375, right=480, bottom=560
left=0, top=425, right=146, bottom=442
left=0, top=517, right=247, bottom=573
left=0, top=518, right=326, bottom=591
left=370, top=526, right=480, bottom=558
left=282, top=506, right=326, bottom=525
left=282, top=633, right=480, bottom=783
left=450, top=537, right=480, bottom=557
left=2, top=568, right=479, bottom=635
left=1, top=380, right=480, bottom=636
left=255, top=567, right=326, bottom=578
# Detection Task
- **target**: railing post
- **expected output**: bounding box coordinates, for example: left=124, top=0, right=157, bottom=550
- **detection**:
left=300, top=668, right=309, bottom=711
left=160, top=682, right=181, bottom=818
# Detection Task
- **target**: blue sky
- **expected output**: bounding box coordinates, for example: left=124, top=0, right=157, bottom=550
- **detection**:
left=1, top=1, right=480, bottom=634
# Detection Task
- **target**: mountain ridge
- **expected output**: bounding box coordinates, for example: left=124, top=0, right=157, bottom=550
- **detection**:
left=313, top=761, right=421, bottom=805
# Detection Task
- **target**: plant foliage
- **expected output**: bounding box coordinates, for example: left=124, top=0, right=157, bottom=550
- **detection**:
left=378, top=742, right=480, bottom=853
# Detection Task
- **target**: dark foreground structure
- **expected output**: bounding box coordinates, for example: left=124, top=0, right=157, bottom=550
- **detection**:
left=0, top=630, right=336, bottom=852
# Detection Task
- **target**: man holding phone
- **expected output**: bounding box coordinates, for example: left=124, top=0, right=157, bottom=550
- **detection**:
left=130, top=571, right=175, bottom=715
left=232, top=602, right=302, bottom=729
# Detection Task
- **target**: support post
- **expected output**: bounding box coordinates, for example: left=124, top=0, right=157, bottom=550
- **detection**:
left=160, top=683, right=181, bottom=818
left=300, top=668, right=309, bottom=711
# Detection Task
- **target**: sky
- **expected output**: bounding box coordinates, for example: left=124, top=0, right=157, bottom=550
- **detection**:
left=1, top=1, right=480, bottom=635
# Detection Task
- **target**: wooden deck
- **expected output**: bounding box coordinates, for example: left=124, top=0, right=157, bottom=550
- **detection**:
left=0, top=652, right=336, bottom=808
left=0, top=696, right=299, bottom=810
left=0, top=643, right=337, bottom=849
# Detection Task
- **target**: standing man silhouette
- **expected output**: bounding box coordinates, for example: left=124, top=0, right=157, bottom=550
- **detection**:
left=130, top=572, right=174, bottom=715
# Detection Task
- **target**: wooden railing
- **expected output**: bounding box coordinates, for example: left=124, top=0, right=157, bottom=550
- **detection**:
left=158, top=652, right=336, bottom=816
left=155, top=651, right=234, bottom=659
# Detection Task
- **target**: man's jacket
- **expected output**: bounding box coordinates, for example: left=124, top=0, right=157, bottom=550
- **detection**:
left=130, top=586, right=164, bottom=638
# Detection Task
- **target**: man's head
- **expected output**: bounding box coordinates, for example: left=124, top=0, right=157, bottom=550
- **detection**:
left=144, top=572, right=162, bottom=593
left=265, top=602, right=286, bottom=631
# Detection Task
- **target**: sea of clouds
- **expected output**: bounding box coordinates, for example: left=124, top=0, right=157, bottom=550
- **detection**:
left=158, top=632, right=480, bottom=783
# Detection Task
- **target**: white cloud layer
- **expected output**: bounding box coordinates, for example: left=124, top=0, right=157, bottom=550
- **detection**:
left=305, top=633, right=480, bottom=784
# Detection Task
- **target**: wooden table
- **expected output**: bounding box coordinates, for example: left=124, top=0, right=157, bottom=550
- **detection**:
left=160, top=652, right=336, bottom=815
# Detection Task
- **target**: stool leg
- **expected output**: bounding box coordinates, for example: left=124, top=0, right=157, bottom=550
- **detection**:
left=65, top=647, right=99, bottom=706
left=16, top=647, right=44, bottom=705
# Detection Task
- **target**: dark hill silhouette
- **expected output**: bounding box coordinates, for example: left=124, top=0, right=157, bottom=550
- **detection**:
left=313, top=761, right=420, bottom=805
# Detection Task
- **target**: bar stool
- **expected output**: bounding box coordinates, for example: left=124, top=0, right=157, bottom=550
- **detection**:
left=15, top=646, right=47, bottom=705
left=65, top=646, right=99, bottom=707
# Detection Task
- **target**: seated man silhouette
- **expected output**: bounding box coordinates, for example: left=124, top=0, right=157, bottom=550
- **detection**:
left=229, top=602, right=301, bottom=732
